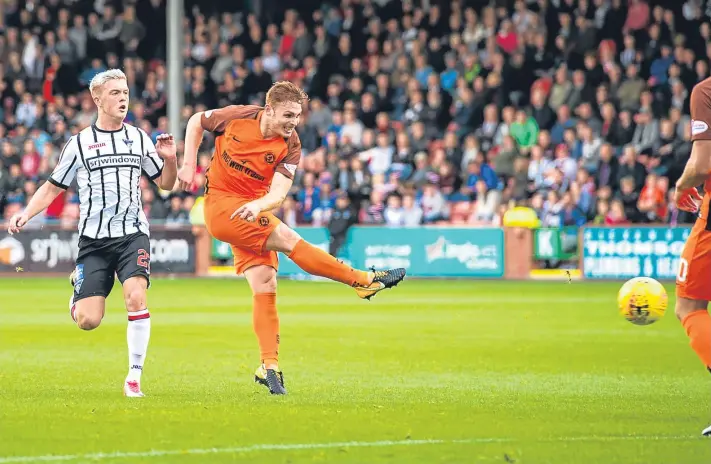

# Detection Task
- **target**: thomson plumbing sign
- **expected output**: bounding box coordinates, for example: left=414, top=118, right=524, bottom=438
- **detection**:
left=582, top=227, right=689, bottom=280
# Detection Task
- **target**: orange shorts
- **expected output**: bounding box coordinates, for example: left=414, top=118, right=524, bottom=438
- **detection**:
left=676, top=220, right=711, bottom=301
left=204, top=193, right=281, bottom=275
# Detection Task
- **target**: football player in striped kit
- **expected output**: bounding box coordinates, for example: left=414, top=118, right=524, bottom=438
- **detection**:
left=8, top=69, right=177, bottom=397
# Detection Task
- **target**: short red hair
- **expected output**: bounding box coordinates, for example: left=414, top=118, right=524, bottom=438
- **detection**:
left=266, top=81, right=309, bottom=107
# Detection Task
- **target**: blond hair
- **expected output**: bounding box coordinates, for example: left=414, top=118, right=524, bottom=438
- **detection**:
left=266, top=81, right=309, bottom=107
left=89, top=69, right=127, bottom=96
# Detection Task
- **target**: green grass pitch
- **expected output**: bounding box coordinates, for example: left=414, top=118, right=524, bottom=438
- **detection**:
left=0, top=278, right=709, bottom=463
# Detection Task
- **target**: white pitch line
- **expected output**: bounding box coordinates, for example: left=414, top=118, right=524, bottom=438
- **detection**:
left=0, top=435, right=700, bottom=463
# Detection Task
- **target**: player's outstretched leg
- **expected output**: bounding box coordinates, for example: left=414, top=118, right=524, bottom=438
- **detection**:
left=244, top=265, right=286, bottom=395
left=266, top=223, right=406, bottom=300
left=123, top=276, right=151, bottom=398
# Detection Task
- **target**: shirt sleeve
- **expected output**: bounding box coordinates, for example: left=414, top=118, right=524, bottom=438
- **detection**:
left=140, top=130, right=164, bottom=181
left=48, top=136, right=80, bottom=189
left=201, top=105, right=262, bottom=133
left=276, top=131, right=302, bottom=180
left=690, top=82, right=711, bottom=141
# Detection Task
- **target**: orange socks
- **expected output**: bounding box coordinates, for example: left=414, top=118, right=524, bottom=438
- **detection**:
left=253, top=293, right=279, bottom=369
left=288, top=239, right=371, bottom=287
left=681, top=310, right=711, bottom=369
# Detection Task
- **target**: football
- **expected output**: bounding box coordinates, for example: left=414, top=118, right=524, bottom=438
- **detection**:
left=617, top=277, right=669, bottom=326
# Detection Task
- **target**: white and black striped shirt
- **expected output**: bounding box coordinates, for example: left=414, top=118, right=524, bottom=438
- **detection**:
left=48, top=123, right=164, bottom=239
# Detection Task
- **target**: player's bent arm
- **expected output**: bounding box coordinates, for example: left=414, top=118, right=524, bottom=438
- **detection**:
left=22, top=180, right=65, bottom=220
left=155, top=155, right=178, bottom=190
left=182, top=112, right=205, bottom=169
left=676, top=140, right=711, bottom=191
left=254, top=172, right=294, bottom=212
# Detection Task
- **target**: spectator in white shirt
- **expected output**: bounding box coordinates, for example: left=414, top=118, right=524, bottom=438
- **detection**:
left=401, top=193, right=423, bottom=226
left=469, top=180, right=498, bottom=224
left=384, top=194, right=405, bottom=226
left=261, top=41, right=281, bottom=76
left=340, top=108, right=365, bottom=146
left=528, top=144, right=555, bottom=190
left=554, top=144, right=578, bottom=182
left=421, top=183, right=448, bottom=223
left=578, top=123, right=602, bottom=171
left=16, top=93, right=37, bottom=127
left=358, top=132, right=393, bottom=175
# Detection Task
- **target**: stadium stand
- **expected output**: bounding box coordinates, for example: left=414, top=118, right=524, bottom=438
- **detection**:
left=0, top=0, right=705, bottom=230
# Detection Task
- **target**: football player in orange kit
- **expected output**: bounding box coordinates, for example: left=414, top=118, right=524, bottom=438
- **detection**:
left=177, top=82, right=405, bottom=395
left=673, top=77, right=711, bottom=436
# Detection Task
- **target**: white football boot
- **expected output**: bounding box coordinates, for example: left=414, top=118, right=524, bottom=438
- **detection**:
left=123, top=379, right=144, bottom=397
left=702, top=424, right=711, bottom=436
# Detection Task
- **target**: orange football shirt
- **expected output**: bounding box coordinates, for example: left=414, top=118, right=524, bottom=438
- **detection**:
left=200, top=105, right=302, bottom=199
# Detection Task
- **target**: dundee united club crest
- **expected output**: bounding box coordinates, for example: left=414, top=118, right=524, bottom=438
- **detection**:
left=264, top=152, right=275, bottom=164
left=259, top=217, right=270, bottom=227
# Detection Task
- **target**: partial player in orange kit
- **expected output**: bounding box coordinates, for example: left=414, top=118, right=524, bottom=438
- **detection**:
left=673, top=77, right=711, bottom=436
left=177, top=82, right=405, bottom=395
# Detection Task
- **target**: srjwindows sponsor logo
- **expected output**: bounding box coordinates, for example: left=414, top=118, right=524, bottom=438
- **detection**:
left=86, top=154, right=141, bottom=171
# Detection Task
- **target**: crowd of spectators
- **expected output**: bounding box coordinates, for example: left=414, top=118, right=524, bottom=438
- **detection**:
left=0, top=0, right=707, bottom=230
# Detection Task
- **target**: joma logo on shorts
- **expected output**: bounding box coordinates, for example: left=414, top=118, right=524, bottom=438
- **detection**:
left=221, top=151, right=265, bottom=181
